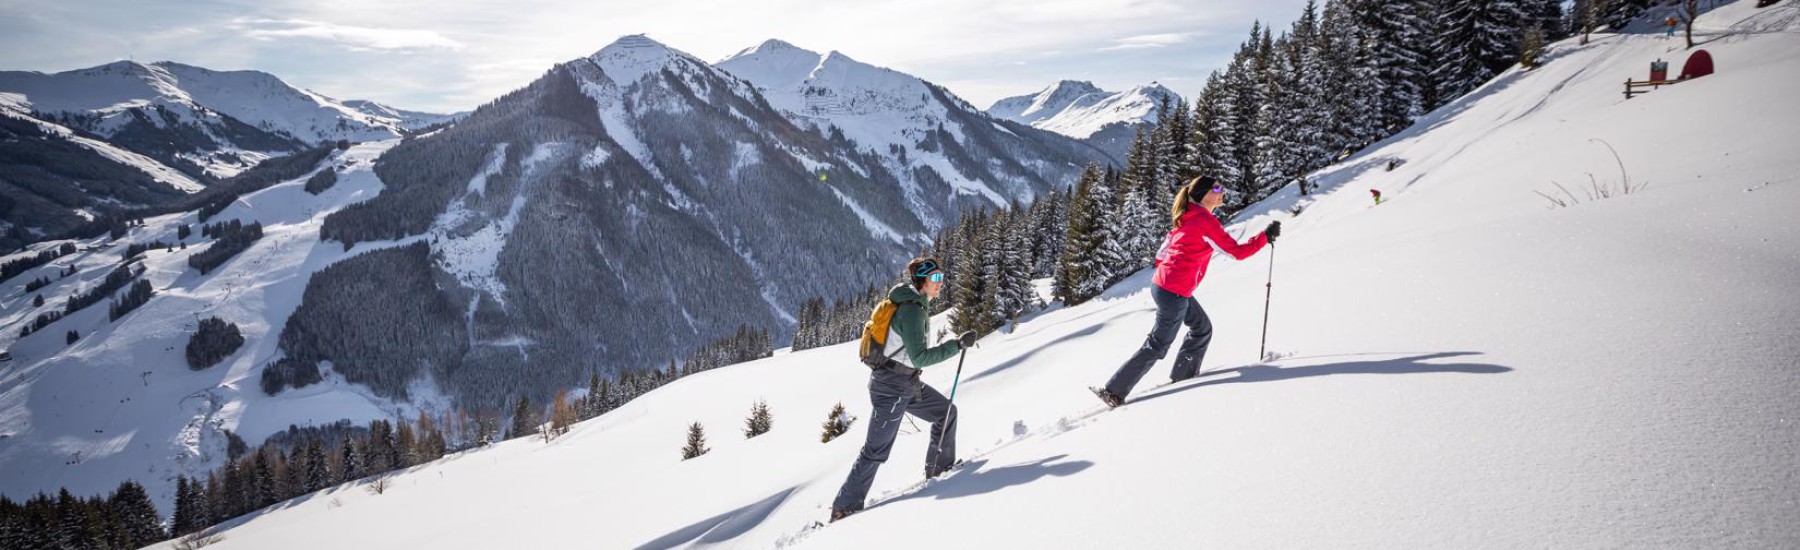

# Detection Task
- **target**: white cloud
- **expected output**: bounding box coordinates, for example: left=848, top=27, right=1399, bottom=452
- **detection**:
left=1099, top=32, right=1201, bottom=51
left=234, top=18, right=463, bottom=51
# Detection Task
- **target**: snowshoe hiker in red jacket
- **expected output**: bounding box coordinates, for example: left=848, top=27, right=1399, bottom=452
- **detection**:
left=1094, top=177, right=1279, bottom=407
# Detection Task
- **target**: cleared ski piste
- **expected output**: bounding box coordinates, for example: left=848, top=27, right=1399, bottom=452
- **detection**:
left=146, top=3, right=1800, bottom=548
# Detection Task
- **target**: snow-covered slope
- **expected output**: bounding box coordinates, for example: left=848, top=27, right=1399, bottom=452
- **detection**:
left=0, top=99, right=204, bottom=193
left=0, top=140, right=438, bottom=511
left=0, top=98, right=208, bottom=246
left=716, top=39, right=1111, bottom=210
left=340, top=99, right=465, bottom=130
left=0, top=61, right=409, bottom=145
left=149, top=2, right=1800, bottom=548
left=987, top=80, right=1179, bottom=139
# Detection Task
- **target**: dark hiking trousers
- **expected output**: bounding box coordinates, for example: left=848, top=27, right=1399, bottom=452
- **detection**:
left=1104, top=285, right=1214, bottom=398
left=831, top=367, right=958, bottom=512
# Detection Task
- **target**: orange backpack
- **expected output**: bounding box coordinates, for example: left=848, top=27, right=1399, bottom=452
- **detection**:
left=857, top=299, right=903, bottom=367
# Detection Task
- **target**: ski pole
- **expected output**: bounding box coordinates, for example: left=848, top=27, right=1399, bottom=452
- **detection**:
left=1258, top=243, right=1275, bottom=363
left=933, top=347, right=967, bottom=466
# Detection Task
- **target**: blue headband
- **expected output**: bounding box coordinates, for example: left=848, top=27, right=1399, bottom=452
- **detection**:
left=912, top=260, right=941, bottom=280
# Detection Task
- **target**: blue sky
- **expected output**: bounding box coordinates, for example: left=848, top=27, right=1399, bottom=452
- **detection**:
left=0, top=0, right=1311, bottom=114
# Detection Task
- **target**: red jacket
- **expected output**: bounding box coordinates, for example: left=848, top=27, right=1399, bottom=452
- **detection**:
left=1151, top=207, right=1267, bottom=297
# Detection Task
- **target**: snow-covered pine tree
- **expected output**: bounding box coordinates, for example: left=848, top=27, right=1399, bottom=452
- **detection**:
left=681, top=422, right=709, bottom=459
left=1527, top=0, right=1567, bottom=40
left=1320, top=0, right=1382, bottom=156
left=304, top=438, right=328, bottom=492
left=744, top=400, right=772, bottom=438
left=1160, top=96, right=1197, bottom=185
left=339, top=437, right=362, bottom=483
left=252, top=447, right=276, bottom=508
left=1090, top=168, right=1131, bottom=289
left=975, top=210, right=1006, bottom=334
left=1055, top=164, right=1107, bottom=305
left=1355, top=0, right=1431, bottom=135
left=1188, top=72, right=1232, bottom=183
left=951, top=209, right=992, bottom=334
left=1432, top=0, right=1528, bottom=102
left=1289, top=5, right=1334, bottom=176
left=108, top=480, right=164, bottom=548
left=992, top=206, right=1036, bottom=329
left=1604, top=0, right=1654, bottom=31
left=1118, top=128, right=1160, bottom=262
left=1255, top=33, right=1301, bottom=195
left=1223, top=27, right=1267, bottom=201
left=1028, top=190, right=1067, bottom=279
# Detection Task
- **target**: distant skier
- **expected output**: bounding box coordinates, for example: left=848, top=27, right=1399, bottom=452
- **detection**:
left=1093, top=177, right=1279, bottom=407
left=1370, top=188, right=1383, bottom=205
left=830, top=258, right=977, bottom=522
left=1665, top=16, right=1679, bottom=38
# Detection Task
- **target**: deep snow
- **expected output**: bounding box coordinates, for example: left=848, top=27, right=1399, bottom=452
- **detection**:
left=114, top=2, right=1800, bottom=549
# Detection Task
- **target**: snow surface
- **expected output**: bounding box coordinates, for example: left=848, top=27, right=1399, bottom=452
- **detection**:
left=986, top=80, right=1178, bottom=139
left=0, top=140, right=451, bottom=510
left=137, top=3, right=1799, bottom=548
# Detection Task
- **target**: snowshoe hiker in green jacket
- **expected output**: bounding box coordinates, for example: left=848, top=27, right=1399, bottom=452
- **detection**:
left=830, top=258, right=977, bottom=522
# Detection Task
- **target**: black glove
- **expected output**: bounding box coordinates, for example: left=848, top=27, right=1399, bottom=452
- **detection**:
left=1264, top=220, right=1282, bottom=244
left=957, top=331, right=978, bottom=348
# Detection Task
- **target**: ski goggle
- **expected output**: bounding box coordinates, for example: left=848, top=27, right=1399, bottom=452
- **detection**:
left=1210, top=185, right=1224, bottom=194
left=913, top=260, right=944, bottom=282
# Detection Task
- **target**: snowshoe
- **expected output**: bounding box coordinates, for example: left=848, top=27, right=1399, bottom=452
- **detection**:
left=1091, top=386, right=1124, bottom=408
left=925, top=459, right=965, bottom=480
left=829, top=507, right=859, bottom=523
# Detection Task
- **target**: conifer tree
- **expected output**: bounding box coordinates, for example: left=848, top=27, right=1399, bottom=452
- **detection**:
left=681, top=422, right=709, bottom=459
left=1055, top=164, right=1106, bottom=305
left=744, top=400, right=772, bottom=438
left=509, top=395, right=538, bottom=439
left=821, top=402, right=855, bottom=443
left=107, top=480, right=164, bottom=547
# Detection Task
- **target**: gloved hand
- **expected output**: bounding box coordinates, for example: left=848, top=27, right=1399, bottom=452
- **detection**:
left=957, top=330, right=978, bottom=349
left=1265, top=220, right=1282, bottom=244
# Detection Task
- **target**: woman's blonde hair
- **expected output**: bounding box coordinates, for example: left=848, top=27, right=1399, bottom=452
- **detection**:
left=1170, top=176, right=1216, bottom=229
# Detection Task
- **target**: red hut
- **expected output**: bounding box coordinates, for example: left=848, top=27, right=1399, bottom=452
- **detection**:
left=1680, top=50, right=1714, bottom=80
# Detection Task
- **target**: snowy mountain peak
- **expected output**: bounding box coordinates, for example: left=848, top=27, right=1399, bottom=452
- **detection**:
left=987, top=80, right=1181, bottom=139
left=714, top=39, right=1103, bottom=210
left=1043, top=79, right=1104, bottom=98
left=727, top=38, right=814, bottom=61
left=589, top=34, right=704, bottom=86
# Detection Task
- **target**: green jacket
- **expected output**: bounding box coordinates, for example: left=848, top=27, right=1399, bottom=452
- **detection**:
left=885, top=283, right=961, bottom=369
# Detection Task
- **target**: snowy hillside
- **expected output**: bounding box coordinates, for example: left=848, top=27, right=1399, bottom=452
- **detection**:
left=0, top=61, right=453, bottom=182
left=0, top=99, right=205, bottom=193
left=0, top=61, right=413, bottom=145
left=0, top=140, right=438, bottom=512
left=716, top=39, right=1114, bottom=210
left=987, top=80, right=1179, bottom=140
left=148, top=3, right=1800, bottom=549
left=339, top=99, right=465, bottom=131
